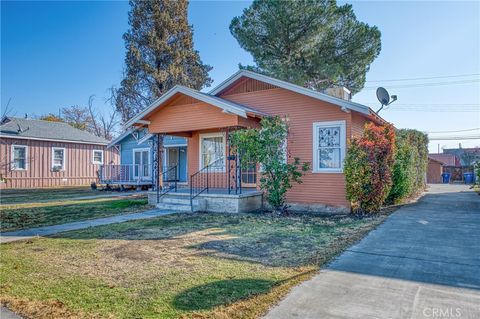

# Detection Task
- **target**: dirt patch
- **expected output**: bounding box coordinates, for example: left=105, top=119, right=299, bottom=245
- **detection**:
left=35, top=229, right=237, bottom=286
left=1, top=296, right=106, bottom=319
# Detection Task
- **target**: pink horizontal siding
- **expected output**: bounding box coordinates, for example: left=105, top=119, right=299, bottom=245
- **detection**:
left=0, top=137, right=119, bottom=189
left=220, top=83, right=353, bottom=208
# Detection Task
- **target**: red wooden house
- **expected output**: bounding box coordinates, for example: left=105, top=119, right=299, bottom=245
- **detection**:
left=0, top=117, right=119, bottom=189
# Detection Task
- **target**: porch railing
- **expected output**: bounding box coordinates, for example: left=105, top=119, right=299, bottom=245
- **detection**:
left=190, top=157, right=229, bottom=206
left=156, top=165, right=179, bottom=202
left=99, top=164, right=153, bottom=184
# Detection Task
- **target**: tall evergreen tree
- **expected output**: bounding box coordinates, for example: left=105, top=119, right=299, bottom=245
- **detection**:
left=117, top=0, right=212, bottom=123
left=230, top=0, right=381, bottom=94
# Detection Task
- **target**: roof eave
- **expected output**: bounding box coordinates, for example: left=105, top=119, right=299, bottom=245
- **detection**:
left=124, top=85, right=250, bottom=129
left=209, top=70, right=371, bottom=115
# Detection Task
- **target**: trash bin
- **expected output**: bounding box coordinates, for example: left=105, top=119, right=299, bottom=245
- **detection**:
left=441, top=172, right=451, bottom=184
left=463, top=172, right=474, bottom=184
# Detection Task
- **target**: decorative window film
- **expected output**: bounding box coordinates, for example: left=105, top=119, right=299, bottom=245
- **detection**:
left=313, top=121, right=346, bottom=172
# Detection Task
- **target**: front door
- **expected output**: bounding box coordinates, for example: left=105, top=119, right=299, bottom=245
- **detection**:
left=133, top=149, right=150, bottom=180
left=166, top=147, right=187, bottom=182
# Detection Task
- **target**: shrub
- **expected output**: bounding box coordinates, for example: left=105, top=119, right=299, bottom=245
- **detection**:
left=229, top=116, right=309, bottom=212
left=474, top=161, right=480, bottom=184
left=344, top=123, right=395, bottom=213
left=387, top=129, right=428, bottom=204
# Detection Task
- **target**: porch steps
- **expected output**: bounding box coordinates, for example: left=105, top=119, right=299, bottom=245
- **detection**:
left=156, top=202, right=192, bottom=212
left=155, top=196, right=205, bottom=212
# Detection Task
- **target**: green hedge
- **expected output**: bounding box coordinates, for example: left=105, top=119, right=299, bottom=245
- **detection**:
left=387, top=129, right=428, bottom=204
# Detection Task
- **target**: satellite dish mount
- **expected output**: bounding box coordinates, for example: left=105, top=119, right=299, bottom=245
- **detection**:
left=376, top=87, right=397, bottom=113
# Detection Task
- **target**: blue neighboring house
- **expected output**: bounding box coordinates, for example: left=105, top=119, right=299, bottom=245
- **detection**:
left=101, top=128, right=187, bottom=187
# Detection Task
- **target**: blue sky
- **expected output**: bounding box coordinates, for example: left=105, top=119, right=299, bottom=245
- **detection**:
left=2, top=1, right=479, bottom=152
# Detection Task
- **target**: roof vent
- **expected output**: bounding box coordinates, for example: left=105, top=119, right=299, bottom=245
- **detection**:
left=325, top=86, right=351, bottom=101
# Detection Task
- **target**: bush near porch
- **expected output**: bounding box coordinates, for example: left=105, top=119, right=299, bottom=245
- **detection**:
left=0, top=212, right=388, bottom=319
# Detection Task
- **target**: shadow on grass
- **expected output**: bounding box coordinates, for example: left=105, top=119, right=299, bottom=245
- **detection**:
left=172, top=279, right=275, bottom=311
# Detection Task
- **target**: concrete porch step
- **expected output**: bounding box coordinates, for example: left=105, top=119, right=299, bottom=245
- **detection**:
left=161, top=197, right=191, bottom=205
left=156, top=202, right=192, bottom=212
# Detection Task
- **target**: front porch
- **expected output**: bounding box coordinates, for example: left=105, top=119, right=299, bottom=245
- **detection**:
left=124, top=85, right=265, bottom=212
left=151, top=126, right=263, bottom=212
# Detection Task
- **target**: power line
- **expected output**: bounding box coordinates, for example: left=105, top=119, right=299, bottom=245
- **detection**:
left=427, top=128, right=480, bottom=133
left=360, top=103, right=480, bottom=106
left=362, top=79, right=480, bottom=90
left=366, top=73, right=480, bottom=83
left=385, top=109, right=478, bottom=113
left=429, top=136, right=480, bottom=141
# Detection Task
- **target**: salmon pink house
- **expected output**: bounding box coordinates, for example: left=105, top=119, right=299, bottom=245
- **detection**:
left=124, top=70, right=387, bottom=213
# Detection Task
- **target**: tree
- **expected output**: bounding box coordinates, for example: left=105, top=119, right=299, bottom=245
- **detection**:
left=39, top=93, right=120, bottom=140
left=230, top=0, right=381, bottom=94
left=61, top=105, right=93, bottom=131
left=230, top=116, right=309, bottom=213
left=39, top=113, right=64, bottom=122
left=116, top=0, right=212, bottom=123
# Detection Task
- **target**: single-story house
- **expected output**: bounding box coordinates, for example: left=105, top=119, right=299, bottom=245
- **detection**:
left=122, top=70, right=387, bottom=213
left=427, top=156, right=444, bottom=183
left=101, top=128, right=187, bottom=188
left=428, top=153, right=459, bottom=166
left=443, top=147, right=480, bottom=166
left=0, top=116, right=119, bottom=189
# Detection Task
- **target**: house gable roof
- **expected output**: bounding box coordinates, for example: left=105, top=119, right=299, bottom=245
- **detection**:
left=209, top=70, right=371, bottom=115
left=0, top=117, right=109, bottom=145
left=124, top=85, right=267, bottom=127
left=428, top=153, right=459, bottom=166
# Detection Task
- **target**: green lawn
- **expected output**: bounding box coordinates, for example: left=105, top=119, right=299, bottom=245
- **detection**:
left=0, top=187, right=117, bottom=205
left=0, top=197, right=150, bottom=232
left=0, top=212, right=388, bottom=319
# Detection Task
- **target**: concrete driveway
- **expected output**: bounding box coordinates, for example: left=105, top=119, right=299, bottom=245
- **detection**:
left=265, top=184, right=480, bottom=319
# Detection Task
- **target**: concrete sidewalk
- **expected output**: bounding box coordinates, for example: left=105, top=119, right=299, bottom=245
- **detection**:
left=265, top=184, right=480, bottom=319
left=0, top=208, right=176, bottom=244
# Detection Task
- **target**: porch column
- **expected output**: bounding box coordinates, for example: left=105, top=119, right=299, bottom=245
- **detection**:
left=154, top=133, right=165, bottom=203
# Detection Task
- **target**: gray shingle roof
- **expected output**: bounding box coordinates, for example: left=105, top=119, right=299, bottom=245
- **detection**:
left=0, top=117, right=110, bottom=145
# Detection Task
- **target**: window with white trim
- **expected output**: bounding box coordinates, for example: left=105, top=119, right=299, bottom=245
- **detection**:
left=313, top=121, right=346, bottom=172
left=52, top=147, right=66, bottom=171
left=199, top=133, right=225, bottom=171
left=92, top=150, right=104, bottom=164
left=12, top=145, right=27, bottom=170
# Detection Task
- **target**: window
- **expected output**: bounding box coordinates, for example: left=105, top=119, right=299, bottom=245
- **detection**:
left=92, top=150, right=104, bottom=164
left=11, top=145, right=27, bottom=170
left=133, top=148, right=150, bottom=179
left=52, top=147, right=66, bottom=171
left=313, top=120, right=346, bottom=173
left=199, top=133, right=225, bottom=171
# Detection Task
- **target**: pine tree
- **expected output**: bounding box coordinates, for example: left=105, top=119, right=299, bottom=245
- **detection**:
left=117, top=0, right=212, bottom=123
left=230, top=0, right=381, bottom=94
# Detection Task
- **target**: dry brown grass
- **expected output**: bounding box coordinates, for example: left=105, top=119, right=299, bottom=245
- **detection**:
left=1, top=212, right=389, bottom=319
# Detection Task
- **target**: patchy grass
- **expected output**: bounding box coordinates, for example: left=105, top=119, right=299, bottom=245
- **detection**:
left=0, top=198, right=149, bottom=232
left=0, top=212, right=389, bottom=319
left=0, top=187, right=118, bottom=205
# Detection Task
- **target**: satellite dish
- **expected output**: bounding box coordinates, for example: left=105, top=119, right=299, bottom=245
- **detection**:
left=375, top=87, right=397, bottom=113
left=376, top=87, right=390, bottom=106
